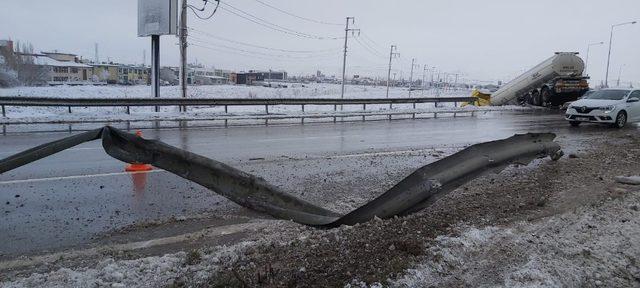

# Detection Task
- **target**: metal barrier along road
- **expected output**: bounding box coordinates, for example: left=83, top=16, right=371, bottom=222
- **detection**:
left=0, top=126, right=562, bottom=227
left=0, top=96, right=476, bottom=117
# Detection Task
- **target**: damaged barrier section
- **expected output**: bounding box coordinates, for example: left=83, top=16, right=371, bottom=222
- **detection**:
left=0, top=127, right=562, bottom=227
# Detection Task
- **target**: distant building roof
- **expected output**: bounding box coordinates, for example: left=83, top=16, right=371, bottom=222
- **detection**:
left=197, top=75, right=227, bottom=80
left=90, top=63, right=120, bottom=67
left=28, top=54, right=92, bottom=68
left=41, top=51, right=77, bottom=57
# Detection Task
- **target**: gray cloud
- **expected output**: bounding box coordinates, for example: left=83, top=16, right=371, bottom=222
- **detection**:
left=1, top=0, right=638, bottom=84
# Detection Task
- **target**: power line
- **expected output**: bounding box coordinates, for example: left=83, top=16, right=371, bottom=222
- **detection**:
left=189, top=28, right=341, bottom=54
left=249, top=0, right=342, bottom=26
left=189, top=36, right=340, bottom=58
left=187, top=0, right=220, bottom=20
left=190, top=43, right=342, bottom=63
left=189, top=38, right=342, bottom=60
left=353, top=37, right=386, bottom=59
left=218, top=1, right=342, bottom=40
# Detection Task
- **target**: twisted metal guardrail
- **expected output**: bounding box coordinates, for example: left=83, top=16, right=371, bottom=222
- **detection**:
left=0, top=126, right=562, bottom=227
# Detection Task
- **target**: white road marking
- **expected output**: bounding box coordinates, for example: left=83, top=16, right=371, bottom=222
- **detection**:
left=0, top=170, right=165, bottom=185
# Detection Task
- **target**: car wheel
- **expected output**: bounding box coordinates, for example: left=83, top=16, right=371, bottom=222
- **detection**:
left=541, top=88, right=552, bottom=107
left=531, top=91, right=541, bottom=106
left=613, top=111, right=627, bottom=128
left=570, top=121, right=581, bottom=127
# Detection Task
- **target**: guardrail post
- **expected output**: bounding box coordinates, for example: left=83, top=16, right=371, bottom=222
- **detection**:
left=265, top=105, right=269, bottom=114
left=224, top=105, right=228, bottom=114
left=388, top=103, right=392, bottom=120
left=126, top=106, right=130, bottom=115
left=1, top=105, right=5, bottom=117
left=68, top=106, right=71, bottom=113
left=362, top=104, right=366, bottom=121
left=455, top=101, right=458, bottom=107
left=333, top=104, right=337, bottom=123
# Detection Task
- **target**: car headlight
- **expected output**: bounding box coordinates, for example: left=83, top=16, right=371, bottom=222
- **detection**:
left=601, top=105, right=615, bottom=113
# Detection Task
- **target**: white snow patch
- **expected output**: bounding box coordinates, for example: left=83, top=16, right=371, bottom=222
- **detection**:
left=390, top=190, right=640, bottom=287
left=2, top=241, right=254, bottom=288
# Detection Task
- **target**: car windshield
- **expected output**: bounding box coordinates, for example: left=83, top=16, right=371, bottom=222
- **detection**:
left=584, top=90, right=629, bottom=100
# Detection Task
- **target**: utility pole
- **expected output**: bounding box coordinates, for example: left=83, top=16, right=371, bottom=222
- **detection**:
left=408, top=58, right=418, bottom=97
left=179, top=0, right=188, bottom=110
left=386, top=45, right=399, bottom=98
left=617, top=64, right=625, bottom=87
left=94, top=43, right=99, bottom=64
left=341, top=17, right=359, bottom=100
left=421, top=65, right=427, bottom=96
left=454, top=73, right=459, bottom=90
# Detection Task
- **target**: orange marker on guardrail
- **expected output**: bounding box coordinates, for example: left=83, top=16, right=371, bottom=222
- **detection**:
left=125, top=130, right=153, bottom=172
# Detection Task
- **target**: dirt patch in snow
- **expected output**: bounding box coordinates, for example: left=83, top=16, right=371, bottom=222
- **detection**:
left=197, top=130, right=640, bottom=287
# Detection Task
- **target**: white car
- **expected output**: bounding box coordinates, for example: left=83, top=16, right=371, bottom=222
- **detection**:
left=565, top=89, right=640, bottom=128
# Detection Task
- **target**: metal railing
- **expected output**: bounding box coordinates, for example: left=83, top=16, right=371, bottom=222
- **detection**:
left=0, top=96, right=476, bottom=117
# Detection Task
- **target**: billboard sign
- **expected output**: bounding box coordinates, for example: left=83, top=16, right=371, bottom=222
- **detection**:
left=138, top=0, right=178, bottom=37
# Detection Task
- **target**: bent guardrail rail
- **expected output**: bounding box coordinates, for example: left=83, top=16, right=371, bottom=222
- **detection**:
left=0, top=127, right=562, bottom=227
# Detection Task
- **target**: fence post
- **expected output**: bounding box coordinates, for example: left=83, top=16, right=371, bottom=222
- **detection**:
left=1, top=105, right=5, bottom=117
left=126, top=106, right=130, bottom=114
left=362, top=104, right=366, bottom=121
left=265, top=105, right=269, bottom=114
left=388, top=103, right=392, bottom=120
left=68, top=106, right=71, bottom=113
left=225, top=105, right=228, bottom=114
left=333, top=104, right=337, bottom=123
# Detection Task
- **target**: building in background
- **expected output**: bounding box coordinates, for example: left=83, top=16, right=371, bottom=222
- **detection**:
left=20, top=53, right=93, bottom=85
left=233, top=70, right=288, bottom=85
left=118, top=65, right=149, bottom=85
left=187, top=65, right=230, bottom=85
left=91, top=63, right=119, bottom=84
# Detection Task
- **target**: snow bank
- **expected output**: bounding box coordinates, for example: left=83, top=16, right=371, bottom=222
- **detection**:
left=2, top=242, right=253, bottom=288
left=391, top=190, right=640, bottom=287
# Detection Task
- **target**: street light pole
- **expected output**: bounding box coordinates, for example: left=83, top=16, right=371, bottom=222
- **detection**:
left=605, top=21, right=636, bottom=87
left=585, top=41, right=604, bottom=77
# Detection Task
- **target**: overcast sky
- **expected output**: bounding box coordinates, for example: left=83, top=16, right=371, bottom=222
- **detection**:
left=1, top=0, right=638, bottom=84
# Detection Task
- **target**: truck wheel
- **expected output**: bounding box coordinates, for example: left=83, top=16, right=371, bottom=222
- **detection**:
left=613, top=111, right=627, bottom=128
left=541, top=88, right=552, bottom=106
left=531, top=91, right=541, bottom=106
left=569, top=121, right=581, bottom=127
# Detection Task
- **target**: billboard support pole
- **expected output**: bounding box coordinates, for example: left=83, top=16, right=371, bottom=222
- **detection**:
left=151, top=35, right=160, bottom=112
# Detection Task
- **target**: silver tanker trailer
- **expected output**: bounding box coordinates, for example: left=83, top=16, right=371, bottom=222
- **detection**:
left=490, top=52, right=590, bottom=107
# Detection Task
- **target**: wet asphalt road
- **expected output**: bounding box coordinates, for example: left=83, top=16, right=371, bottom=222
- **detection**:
left=0, top=110, right=619, bottom=258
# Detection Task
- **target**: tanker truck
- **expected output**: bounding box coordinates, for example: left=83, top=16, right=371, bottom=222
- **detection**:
left=490, top=52, right=590, bottom=107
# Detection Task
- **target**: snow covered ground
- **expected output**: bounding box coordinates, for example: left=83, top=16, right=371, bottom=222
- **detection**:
left=0, top=83, right=465, bottom=99
left=0, top=84, right=478, bottom=122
